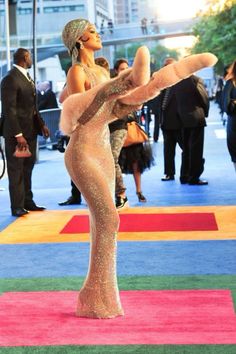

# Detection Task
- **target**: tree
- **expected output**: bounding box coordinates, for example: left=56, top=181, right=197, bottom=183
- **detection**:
left=191, top=0, right=236, bottom=73
left=150, top=45, right=179, bottom=71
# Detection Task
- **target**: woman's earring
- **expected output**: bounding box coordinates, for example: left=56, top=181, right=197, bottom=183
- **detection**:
left=79, top=41, right=84, bottom=49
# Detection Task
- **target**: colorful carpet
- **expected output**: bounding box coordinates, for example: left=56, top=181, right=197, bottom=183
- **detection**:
left=1, top=240, right=236, bottom=278
left=0, top=206, right=235, bottom=353
left=60, top=212, right=218, bottom=233
left=1, top=290, right=236, bottom=346
left=0, top=206, right=235, bottom=244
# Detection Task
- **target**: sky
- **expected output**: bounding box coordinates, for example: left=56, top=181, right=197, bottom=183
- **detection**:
left=154, top=0, right=208, bottom=50
left=155, top=0, right=207, bottom=21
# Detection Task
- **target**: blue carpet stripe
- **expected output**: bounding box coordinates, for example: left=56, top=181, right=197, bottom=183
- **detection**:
left=0, top=240, right=236, bottom=278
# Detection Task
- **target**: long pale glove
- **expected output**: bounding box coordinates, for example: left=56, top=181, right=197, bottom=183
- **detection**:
left=60, top=48, right=217, bottom=134
left=118, top=53, right=217, bottom=106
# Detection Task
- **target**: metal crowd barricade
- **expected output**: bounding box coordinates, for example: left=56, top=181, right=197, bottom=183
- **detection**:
left=38, top=108, right=61, bottom=149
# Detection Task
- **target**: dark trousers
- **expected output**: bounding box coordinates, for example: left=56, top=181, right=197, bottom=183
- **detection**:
left=180, top=127, right=205, bottom=183
left=162, top=128, right=183, bottom=176
left=71, top=180, right=82, bottom=201
left=5, top=137, right=37, bottom=210
left=226, top=116, right=236, bottom=162
left=153, top=115, right=160, bottom=142
left=110, top=129, right=127, bottom=196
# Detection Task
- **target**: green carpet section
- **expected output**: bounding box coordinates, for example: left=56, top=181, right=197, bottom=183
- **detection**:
left=1, top=275, right=236, bottom=292
left=1, top=275, right=236, bottom=311
left=0, top=345, right=236, bottom=354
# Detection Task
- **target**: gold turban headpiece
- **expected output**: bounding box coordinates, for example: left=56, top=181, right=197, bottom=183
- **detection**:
left=62, top=18, right=90, bottom=64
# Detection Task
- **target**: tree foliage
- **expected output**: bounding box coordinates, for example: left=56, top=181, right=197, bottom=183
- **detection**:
left=191, top=0, right=236, bottom=73
left=150, top=45, right=179, bottom=71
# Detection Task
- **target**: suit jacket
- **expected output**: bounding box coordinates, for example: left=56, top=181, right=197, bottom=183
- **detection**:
left=159, top=87, right=182, bottom=130
left=222, top=79, right=236, bottom=117
left=1, top=67, right=45, bottom=139
left=174, top=75, right=209, bottom=128
left=37, top=89, right=58, bottom=110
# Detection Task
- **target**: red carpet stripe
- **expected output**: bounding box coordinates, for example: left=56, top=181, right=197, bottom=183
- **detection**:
left=60, top=213, right=218, bottom=233
left=1, top=290, right=235, bottom=346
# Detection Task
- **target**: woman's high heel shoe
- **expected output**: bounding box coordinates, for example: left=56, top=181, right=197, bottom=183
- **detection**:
left=137, top=192, right=147, bottom=203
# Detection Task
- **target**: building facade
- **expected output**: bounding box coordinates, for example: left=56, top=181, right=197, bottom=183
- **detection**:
left=0, top=0, right=114, bottom=47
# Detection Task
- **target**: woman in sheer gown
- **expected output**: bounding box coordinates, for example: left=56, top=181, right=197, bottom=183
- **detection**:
left=60, top=18, right=217, bottom=319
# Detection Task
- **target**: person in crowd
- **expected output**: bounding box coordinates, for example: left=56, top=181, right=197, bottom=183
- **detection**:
left=109, top=58, right=152, bottom=208
left=157, top=57, right=184, bottom=181
left=140, top=103, right=151, bottom=137
left=107, top=19, right=114, bottom=34
left=60, top=17, right=217, bottom=319
left=108, top=58, right=130, bottom=209
left=146, top=94, right=161, bottom=142
left=216, top=64, right=233, bottom=125
left=118, top=108, right=153, bottom=203
left=141, top=17, right=148, bottom=35
left=57, top=132, right=83, bottom=205
left=222, top=59, right=236, bottom=172
left=94, top=57, right=129, bottom=209
left=95, top=56, right=110, bottom=73
left=37, top=81, right=58, bottom=110
left=0, top=48, right=50, bottom=217
left=175, top=70, right=210, bottom=185
left=58, top=77, right=82, bottom=206
left=150, top=17, right=159, bottom=34
left=100, top=19, right=105, bottom=35
left=215, top=75, right=224, bottom=114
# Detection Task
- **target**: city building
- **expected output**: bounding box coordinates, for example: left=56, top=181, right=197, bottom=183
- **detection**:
left=0, top=0, right=114, bottom=91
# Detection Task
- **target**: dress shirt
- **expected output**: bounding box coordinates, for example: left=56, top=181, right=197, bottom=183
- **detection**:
left=13, top=64, right=31, bottom=81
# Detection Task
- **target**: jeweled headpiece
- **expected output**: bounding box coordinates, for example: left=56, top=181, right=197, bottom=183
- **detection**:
left=62, top=18, right=90, bottom=63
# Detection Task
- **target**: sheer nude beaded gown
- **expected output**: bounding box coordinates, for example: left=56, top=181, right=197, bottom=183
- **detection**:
left=60, top=48, right=217, bottom=319
left=65, top=64, right=125, bottom=319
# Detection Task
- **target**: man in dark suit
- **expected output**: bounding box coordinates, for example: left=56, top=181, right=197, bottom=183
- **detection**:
left=176, top=74, right=209, bottom=185
left=1, top=48, right=50, bottom=216
left=159, top=85, right=184, bottom=181
left=153, top=58, right=184, bottom=181
left=153, top=58, right=209, bottom=185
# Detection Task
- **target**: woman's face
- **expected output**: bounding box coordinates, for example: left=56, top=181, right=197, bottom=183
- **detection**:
left=79, top=24, right=102, bottom=51
left=117, top=62, right=129, bottom=75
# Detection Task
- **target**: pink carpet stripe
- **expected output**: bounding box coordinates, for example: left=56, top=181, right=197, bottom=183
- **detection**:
left=60, top=213, right=218, bottom=233
left=0, top=290, right=235, bottom=346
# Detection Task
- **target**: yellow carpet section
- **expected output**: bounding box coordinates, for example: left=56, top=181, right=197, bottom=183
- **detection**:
left=1, top=206, right=236, bottom=244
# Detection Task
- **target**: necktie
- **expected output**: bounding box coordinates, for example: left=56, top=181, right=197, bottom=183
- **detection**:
left=27, top=73, right=37, bottom=110
left=27, top=72, right=35, bottom=87
left=161, top=88, right=170, bottom=111
left=160, top=88, right=171, bottom=126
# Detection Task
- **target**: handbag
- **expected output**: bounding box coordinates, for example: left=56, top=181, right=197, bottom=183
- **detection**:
left=13, top=145, right=32, bottom=158
left=123, top=121, right=148, bottom=147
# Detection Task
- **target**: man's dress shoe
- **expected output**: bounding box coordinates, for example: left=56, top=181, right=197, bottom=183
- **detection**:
left=161, top=175, right=175, bottom=181
left=25, top=203, right=46, bottom=211
left=188, top=179, right=208, bottom=185
left=58, top=196, right=81, bottom=206
left=12, top=208, right=29, bottom=217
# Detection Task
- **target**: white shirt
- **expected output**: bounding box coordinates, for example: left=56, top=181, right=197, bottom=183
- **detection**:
left=13, top=64, right=31, bottom=81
